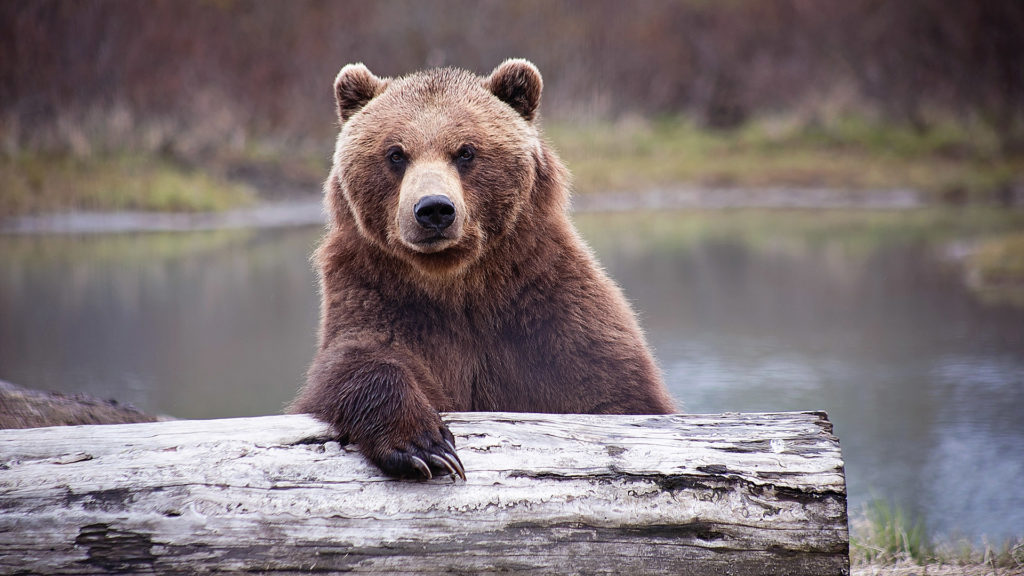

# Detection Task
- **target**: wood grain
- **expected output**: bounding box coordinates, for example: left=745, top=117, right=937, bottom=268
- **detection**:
left=0, top=411, right=849, bottom=575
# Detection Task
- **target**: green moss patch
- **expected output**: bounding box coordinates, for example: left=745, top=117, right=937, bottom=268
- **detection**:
left=0, top=153, right=255, bottom=218
left=546, top=116, right=1023, bottom=201
left=963, top=232, right=1024, bottom=308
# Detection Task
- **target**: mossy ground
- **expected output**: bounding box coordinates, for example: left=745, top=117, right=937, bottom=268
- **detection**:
left=546, top=116, right=1023, bottom=201
left=0, top=152, right=256, bottom=217
left=962, top=232, right=1024, bottom=308
left=5, top=117, right=1020, bottom=305
left=2, top=115, right=1021, bottom=219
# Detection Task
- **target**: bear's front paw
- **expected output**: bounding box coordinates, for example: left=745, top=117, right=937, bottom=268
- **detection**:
left=368, top=419, right=465, bottom=481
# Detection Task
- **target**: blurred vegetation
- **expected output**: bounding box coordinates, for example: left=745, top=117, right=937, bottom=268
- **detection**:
left=852, top=499, right=931, bottom=564
left=1, top=0, right=1022, bottom=217
left=0, top=153, right=254, bottom=215
left=574, top=209, right=1024, bottom=309
left=850, top=498, right=1024, bottom=570
left=549, top=116, right=1023, bottom=201
left=574, top=208, right=1024, bottom=255
left=0, top=228, right=259, bottom=270
left=963, top=232, right=1024, bottom=308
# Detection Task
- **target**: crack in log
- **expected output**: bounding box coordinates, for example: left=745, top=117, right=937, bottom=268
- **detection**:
left=286, top=435, right=335, bottom=446
left=509, top=469, right=846, bottom=506
left=64, top=487, right=139, bottom=512
left=713, top=439, right=831, bottom=455
left=75, top=523, right=157, bottom=573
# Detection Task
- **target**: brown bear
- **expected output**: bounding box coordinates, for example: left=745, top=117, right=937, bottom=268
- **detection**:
left=289, top=59, right=675, bottom=480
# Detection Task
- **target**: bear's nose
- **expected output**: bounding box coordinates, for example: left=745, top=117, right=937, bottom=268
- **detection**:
left=414, top=195, right=457, bottom=231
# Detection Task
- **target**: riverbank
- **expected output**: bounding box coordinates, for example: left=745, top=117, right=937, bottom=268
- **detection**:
left=2, top=116, right=1021, bottom=221
left=550, top=117, right=1024, bottom=205
left=0, top=187, right=926, bottom=235
left=850, top=498, right=1024, bottom=575
left=4, top=188, right=1023, bottom=309
left=0, top=380, right=168, bottom=429
left=0, top=198, right=324, bottom=234
left=854, top=564, right=1022, bottom=575
left=4, top=185, right=1023, bottom=235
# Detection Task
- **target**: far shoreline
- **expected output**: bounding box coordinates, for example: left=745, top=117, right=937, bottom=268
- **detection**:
left=3, top=186, right=1021, bottom=236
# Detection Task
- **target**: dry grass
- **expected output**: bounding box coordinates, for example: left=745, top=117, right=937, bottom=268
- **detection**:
left=854, top=563, right=1023, bottom=576
left=546, top=116, right=1023, bottom=201
left=957, top=232, right=1024, bottom=309
left=2, top=115, right=1021, bottom=219
left=0, top=152, right=255, bottom=218
left=850, top=500, right=1024, bottom=575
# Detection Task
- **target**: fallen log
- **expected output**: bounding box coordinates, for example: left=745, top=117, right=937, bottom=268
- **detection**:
left=0, top=411, right=849, bottom=575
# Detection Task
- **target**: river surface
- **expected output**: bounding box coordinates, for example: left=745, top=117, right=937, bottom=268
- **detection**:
left=2, top=208, right=1023, bottom=542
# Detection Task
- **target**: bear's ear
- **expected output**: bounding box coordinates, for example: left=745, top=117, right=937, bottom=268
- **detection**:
left=486, top=59, right=543, bottom=122
left=334, top=63, right=388, bottom=123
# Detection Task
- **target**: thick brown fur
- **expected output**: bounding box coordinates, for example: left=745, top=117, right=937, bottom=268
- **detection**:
left=290, top=59, right=675, bottom=480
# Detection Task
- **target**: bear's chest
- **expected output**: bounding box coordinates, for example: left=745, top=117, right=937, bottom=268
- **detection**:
left=387, top=302, right=556, bottom=411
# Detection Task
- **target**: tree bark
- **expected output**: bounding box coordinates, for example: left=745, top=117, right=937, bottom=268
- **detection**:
left=0, top=411, right=849, bottom=575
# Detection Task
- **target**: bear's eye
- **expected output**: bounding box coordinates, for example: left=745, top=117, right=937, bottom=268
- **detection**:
left=456, top=145, right=475, bottom=163
left=386, top=146, right=406, bottom=166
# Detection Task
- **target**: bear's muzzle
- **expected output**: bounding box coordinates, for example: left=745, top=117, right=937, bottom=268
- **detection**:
left=397, top=162, right=466, bottom=253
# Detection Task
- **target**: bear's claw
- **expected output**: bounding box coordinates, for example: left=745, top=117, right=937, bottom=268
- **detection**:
left=429, top=454, right=456, bottom=477
left=438, top=428, right=466, bottom=480
left=373, top=422, right=466, bottom=481
left=409, top=455, right=432, bottom=479
left=440, top=450, right=467, bottom=480
left=387, top=445, right=464, bottom=481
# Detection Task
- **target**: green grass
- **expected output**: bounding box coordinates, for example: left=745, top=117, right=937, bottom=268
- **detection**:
left=850, top=498, right=1024, bottom=570
left=546, top=116, right=1023, bottom=201
left=851, top=499, right=931, bottom=564
left=574, top=209, right=1024, bottom=310
left=575, top=208, right=1024, bottom=259
left=0, top=152, right=255, bottom=218
left=968, top=232, right=1024, bottom=284
left=963, top=231, right=1024, bottom=308
left=2, top=115, right=1021, bottom=219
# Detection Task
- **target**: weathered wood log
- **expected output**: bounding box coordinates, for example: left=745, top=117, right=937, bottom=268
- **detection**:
left=0, top=412, right=849, bottom=575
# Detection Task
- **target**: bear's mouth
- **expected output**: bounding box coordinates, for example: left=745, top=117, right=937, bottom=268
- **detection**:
left=397, top=225, right=481, bottom=274
left=407, top=232, right=457, bottom=253
left=420, top=232, right=447, bottom=243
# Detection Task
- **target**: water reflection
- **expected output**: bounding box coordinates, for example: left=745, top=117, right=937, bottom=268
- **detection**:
left=576, top=210, right=1024, bottom=542
left=0, top=228, right=321, bottom=418
left=1, top=209, right=1022, bottom=541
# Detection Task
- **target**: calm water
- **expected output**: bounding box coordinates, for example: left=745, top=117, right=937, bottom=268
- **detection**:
left=2, top=209, right=1023, bottom=541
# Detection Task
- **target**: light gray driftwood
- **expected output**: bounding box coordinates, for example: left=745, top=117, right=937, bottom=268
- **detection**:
left=0, top=412, right=849, bottom=575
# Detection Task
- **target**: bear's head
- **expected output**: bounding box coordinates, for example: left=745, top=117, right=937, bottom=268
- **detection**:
left=326, top=59, right=564, bottom=277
